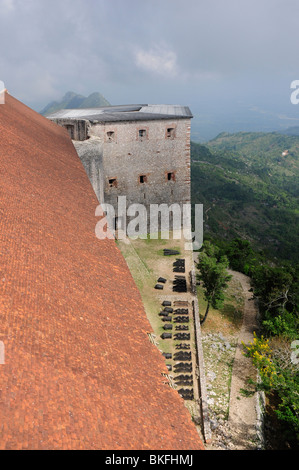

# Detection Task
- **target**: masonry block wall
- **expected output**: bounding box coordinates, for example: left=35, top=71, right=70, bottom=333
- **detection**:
left=51, top=118, right=88, bottom=141
left=73, top=137, right=104, bottom=204
left=89, top=118, right=191, bottom=214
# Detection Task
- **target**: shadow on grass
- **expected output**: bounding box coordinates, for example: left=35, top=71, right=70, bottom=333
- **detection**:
left=220, top=303, right=243, bottom=328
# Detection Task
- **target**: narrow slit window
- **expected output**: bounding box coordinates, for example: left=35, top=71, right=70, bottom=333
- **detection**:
left=167, top=172, right=175, bottom=181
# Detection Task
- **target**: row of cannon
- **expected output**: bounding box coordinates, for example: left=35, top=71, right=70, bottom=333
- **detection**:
left=159, top=300, right=193, bottom=399
left=157, top=258, right=193, bottom=400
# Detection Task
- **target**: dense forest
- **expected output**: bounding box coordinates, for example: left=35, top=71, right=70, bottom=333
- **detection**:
left=191, top=131, right=299, bottom=448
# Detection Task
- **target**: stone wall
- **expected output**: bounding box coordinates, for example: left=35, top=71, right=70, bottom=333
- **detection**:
left=73, top=137, right=104, bottom=204
left=89, top=118, right=191, bottom=220
left=51, top=118, right=88, bottom=141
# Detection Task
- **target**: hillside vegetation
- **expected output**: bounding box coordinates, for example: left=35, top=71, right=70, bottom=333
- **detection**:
left=191, top=131, right=299, bottom=263
left=192, top=132, right=299, bottom=448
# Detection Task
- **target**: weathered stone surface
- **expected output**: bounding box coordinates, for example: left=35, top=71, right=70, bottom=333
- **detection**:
left=52, top=113, right=192, bottom=232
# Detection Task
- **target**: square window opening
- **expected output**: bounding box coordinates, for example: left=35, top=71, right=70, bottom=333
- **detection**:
left=139, top=175, right=147, bottom=184
left=166, top=127, right=175, bottom=138
left=109, top=178, right=117, bottom=188
left=107, top=131, right=115, bottom=142
left=167, top=172, right=175, bottom=181
left=138, top=129, right=147, bottom=140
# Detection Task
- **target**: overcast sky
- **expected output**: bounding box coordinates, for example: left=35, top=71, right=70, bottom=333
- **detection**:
left=1, top=0, right=299, bottom=140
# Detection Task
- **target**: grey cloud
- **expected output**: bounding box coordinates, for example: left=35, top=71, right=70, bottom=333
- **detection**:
left=0, top=0, right=299, bottom=138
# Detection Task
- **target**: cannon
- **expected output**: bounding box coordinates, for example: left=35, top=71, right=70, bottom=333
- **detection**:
left=163, top=353, right=172, bottom=359
left=159, top=311, right=171, bottom=317
left=172, top=276, right=187, bottom=292
left=173, top=260, right=185, bottom=273
left=173, top=259, right=185, bottom=267
left=163, top=249, right=180, bottom=256
left=175, top=343, right=190, bottom=350
left=174, top=357, right=191, bottom=363
left=163, top=324, right=173, bottom=330
left=163, top=307, right=173, bottom=313
left=173, top=316, right=189, bottom=323
left=174, top=375, right=193, bottom=382
left=174, top=363, right=192, bottom=372
left=175, top=380, right=193, bottom=386
left=174, top=362, right=192, bottom=369
left=161, top=316, right=172, bottom=322
left=174, top=333, right=190, bottom=340
left=174, top=352, right=191, bottom=361
left=174, top=309, right=189, bottom=315
left=173, top=267, right=185, bottom=273
left=161, top=333, right=172, bottom=339
left=175, top=325, right=189, bottom=331
left=178, top=388, right=194, bottom=400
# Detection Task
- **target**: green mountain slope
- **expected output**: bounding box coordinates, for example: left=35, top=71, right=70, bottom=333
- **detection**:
left=40, top=91, right=111, bottom=116
left=191, top=132, right=299, bottom=263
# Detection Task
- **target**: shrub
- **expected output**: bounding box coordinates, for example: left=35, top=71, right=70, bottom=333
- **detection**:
left=243, top=333, right=299, bottom=444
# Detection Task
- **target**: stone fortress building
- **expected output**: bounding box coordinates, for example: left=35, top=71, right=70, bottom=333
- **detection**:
left=48, top=104, right=192, bottom=231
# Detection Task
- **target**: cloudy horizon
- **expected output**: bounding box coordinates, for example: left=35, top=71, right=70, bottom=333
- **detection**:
left=1, top=0, right=299, bottom=140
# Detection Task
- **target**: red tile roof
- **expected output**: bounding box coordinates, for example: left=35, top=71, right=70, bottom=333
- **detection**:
left=0, top=93, right=204, bottom=450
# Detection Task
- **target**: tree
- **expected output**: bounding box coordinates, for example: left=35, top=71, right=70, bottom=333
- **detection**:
left=225, top=238, right=254, bottom=273
left=251, top=265, right=293, bottom=313
left=250, top=264, right=298, bottom=339
left=197, top=243, right=232, bottom=325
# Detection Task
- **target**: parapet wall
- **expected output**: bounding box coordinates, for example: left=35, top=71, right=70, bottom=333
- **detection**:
left=73, top=137, right=104, bottom=204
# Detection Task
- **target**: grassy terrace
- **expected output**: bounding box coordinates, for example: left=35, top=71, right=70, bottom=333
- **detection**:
left=116, top=233, right=196, bottom=359
left=117, top=232, right=245, bottom=354
left=196, top=275, right=244, bottom=335
left=117, top=231, right=245, bottom=387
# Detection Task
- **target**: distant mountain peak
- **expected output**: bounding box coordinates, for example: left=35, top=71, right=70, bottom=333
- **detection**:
left=40, top=91, right=111, bottom=116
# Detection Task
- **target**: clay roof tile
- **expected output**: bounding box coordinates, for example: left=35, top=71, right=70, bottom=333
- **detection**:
left=0, top=93, right=204, bottom=450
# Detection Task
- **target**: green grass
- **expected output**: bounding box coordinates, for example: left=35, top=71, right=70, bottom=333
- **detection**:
left=117, top=234, right=196, bottom=359
left=196, top=276, right=244, bottom=334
